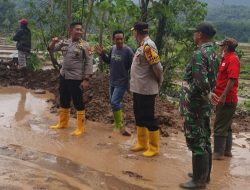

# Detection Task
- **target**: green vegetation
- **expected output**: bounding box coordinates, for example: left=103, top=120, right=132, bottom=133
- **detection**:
left=0, top=0, right=17, bottom=32
left=27, top=53, right=42, bottom=71
left=240, top=64, right=250, bottom=80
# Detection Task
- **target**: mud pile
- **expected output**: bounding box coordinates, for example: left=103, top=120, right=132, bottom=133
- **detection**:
left=0, top=62, right=182, bottom=135
left=0, top=61, right=249, bottom=134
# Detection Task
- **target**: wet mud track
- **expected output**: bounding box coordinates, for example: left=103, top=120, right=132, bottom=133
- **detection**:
left=0, top=144, right=150, bottom=190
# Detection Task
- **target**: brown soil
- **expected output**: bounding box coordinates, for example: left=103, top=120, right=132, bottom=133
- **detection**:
left=0, top=61, right=249, bottom=135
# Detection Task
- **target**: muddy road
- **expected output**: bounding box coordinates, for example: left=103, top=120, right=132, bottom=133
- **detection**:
left=0, top=86, right=250, bottom=190
left=0, top=62, right=250, bottom=189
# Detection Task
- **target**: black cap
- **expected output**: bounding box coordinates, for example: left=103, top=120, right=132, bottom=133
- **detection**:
left=192, top=22, right=216, bottom=37
left=131, top=22, right=149, bottom=32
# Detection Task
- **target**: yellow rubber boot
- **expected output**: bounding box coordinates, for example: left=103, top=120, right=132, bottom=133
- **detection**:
left=143, top=130, right=160, bottom=157
left=50, top=108, right=70, bottom=129
left=131, top=127, right=149, bottom=151
left=71, top=111, right=85, bottom=136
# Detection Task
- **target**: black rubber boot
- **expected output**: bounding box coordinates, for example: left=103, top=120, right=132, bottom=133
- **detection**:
left=188, top=149, right=212, bottom=183
left=224, top=131, right=233, bottom=157
left=207, top=148, right=212, bottom=183
left=180, top=152, right=209, bottom=189
left=213, top=136, right=226, bottom=160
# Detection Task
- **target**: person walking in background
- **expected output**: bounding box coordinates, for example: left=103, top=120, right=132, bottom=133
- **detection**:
left=13, top=18, right=31, bottom=69
left=179, top=22, right=219, bottom=189
left=48, top=21, right=93, bottom=136
left=211, top=37, right=240, bottom=160
left=130, top=22, right=163, bottom=157
left=95, top=30, right=134, bottom=132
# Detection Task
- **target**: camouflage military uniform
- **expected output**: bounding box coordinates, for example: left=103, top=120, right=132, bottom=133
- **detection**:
left=180, top=42, right=219, bottom=155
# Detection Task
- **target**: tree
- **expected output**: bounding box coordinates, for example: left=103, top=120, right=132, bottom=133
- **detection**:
left=139, top=0, right=207, bottom=90
left=0, top=0, right=17, bottom=33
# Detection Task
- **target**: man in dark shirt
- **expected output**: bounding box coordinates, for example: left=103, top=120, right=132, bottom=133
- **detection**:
left=13, top=18, right=31, bottom=69
left=95, top=30, right=134, bottom=132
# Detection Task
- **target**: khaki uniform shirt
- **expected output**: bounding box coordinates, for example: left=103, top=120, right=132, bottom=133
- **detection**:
left=130, top=36, right=163, bottom=95
left=52, top=39, right=93, bottom=80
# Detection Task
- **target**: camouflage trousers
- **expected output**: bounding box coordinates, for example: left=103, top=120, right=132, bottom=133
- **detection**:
left=184, top=116, right=211, bottom=155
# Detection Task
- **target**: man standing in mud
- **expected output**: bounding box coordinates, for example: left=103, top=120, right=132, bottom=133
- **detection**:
left=95, top=30, right=134, bottom=133
left=48, top=21, right=93, bottom=136
left=211, top=37, right=240, bottom=160
left=13, top=18, right=31, bottom=69
left=130, top=22, right=163, bottom=157
left=179, top=22, right=219, bottom=189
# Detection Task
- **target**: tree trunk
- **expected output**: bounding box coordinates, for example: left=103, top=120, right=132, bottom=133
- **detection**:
left=140, top=0, right=150, bottom=22
left=84, top=0, right=94, bottom=40
left=81, top=0, right=85, bottom=24
left=67, top=0, right=72, bottom=37
left=155, top=0, right=169, bottom=53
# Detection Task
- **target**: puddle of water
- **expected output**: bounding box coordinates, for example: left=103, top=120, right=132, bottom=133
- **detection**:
left=0, top=86, right=53, bottom=127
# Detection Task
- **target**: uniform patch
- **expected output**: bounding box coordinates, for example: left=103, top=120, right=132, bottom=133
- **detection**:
left=144, top=45, right=160, bottom=65
left=222, top=62, right=226, bottom=67
left=88, top=47, right=93, bottom=55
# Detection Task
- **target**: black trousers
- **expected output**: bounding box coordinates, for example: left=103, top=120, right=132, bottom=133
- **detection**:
left=133, top=93, right=158, bottom=131
left=59, top=75, right=84, bottom=111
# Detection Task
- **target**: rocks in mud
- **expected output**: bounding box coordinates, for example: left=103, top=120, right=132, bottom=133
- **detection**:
left=122, top=170, right=143, bottom=180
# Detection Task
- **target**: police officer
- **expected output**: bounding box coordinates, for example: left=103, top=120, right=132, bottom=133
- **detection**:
left=130, top=22, right=163, bottom=157
left=48, top=21, right=93, bottom=136
left=179, top=22, right=219, bottom=189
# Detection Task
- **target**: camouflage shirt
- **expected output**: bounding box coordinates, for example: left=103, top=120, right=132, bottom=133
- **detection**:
left=180, top=42, right=219, bottom=118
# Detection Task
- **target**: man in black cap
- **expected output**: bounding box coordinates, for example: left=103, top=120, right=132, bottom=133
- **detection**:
left=211, top=37, right=240, bottom=160
left=179, top=22, right=219, bottom=189
left=130, top=21, right=163, bottom=157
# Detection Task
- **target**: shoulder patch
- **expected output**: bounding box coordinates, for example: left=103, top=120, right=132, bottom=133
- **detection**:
left=144, top=45, right=160, bottom=65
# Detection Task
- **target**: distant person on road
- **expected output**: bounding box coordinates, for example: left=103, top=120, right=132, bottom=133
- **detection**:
left=179, top=22, right=219, bottom=189
left=13, top=18, right=31, bottom=69
left=95, top=30, right=134, bottom=132
left=211, top=37, right=240, bottom=160
left=130, top=22, right=163, bottom=157
left=48, top=21, right=93, bottom=136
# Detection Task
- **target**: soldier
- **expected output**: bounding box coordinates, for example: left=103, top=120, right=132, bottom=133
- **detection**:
left=48, top=21, right=93, bottom=136
left=130, top=22, right=163, bottom=157
left=179, top=22, right=219, bottom=189
left=13, top=18, right=31, bottom=69
left=211, top=38, right=240, bottom=160
left=95, top=30, right=134, bottom=132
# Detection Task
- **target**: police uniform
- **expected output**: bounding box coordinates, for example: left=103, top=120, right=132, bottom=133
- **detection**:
left=50, top=38, right=93, bottom=136
left=130, top=22, right=163, bottom=157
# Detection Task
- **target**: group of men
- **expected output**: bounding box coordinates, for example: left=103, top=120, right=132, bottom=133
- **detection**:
left=47, top=21, right=163, bottom=158
left=179, top=23, right=240, bottom=189
left=13, top=19, right=240, bottom=189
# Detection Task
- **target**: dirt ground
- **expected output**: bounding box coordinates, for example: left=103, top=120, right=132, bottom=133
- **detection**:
left=0, top=61, right=249, bottom=135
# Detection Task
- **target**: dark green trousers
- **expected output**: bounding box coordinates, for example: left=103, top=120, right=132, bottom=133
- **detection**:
left=214, top=103, right=237, bottom=137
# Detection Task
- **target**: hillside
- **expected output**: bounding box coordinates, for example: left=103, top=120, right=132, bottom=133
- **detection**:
left=201, top=0, right=250, bottom=7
